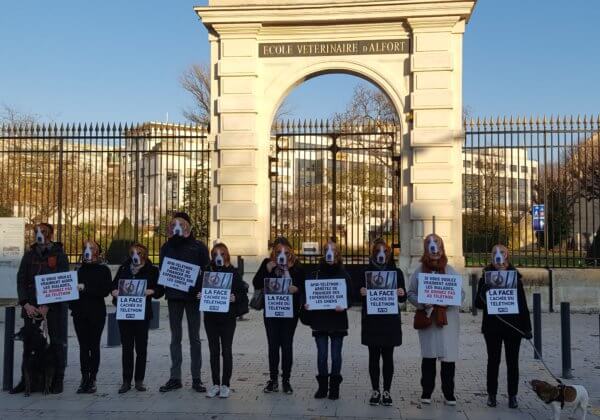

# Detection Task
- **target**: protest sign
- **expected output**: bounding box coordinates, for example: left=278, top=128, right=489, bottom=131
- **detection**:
left=264, top=278, right=293, bottom=318
left=35, top=271, right=79, bottom=304
left=486, top=288, right=519, bottom=314
left=365, top=271, right=398, bottom=315
left=417, top=273, right=462, bottom=306
left=117, top=279, right=147, bottom=320
left=484, top=271, right=517, bottom=288
left=158, top=257, right=201, bottom=292
left=199, top=272, right=233, bottom=313
left=305, top=279, right=347, bottom=310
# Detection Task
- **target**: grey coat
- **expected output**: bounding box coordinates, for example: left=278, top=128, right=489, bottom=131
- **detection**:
left=407, top=264, right=465, bottom=362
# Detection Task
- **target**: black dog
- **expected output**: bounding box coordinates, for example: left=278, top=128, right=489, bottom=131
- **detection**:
left=15, top=321, right=55, bottom=396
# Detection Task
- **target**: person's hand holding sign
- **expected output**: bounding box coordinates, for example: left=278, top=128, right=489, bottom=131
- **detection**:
left=304, top=304, right=310, bottom=310
left=111, top=290, right=119, bottom=298
left=145, top=289, right=154, bottom=297
left=397, top=288, right=405, bottom=297
left=197, top=292, right=202, bottom=300
left=23, top=303, right=38, bottom=318
left=266, top=261, right=277, bottom=273
left=230, top=293, right=236, bottom=303
left=360, top=287, right=367, bottom=297
left=78, top=283, right=85, bottom=292
left=335, top=305, right=344, bottom=312
left=38, top=305, right=49, bottom=318
left=288, top=285, right=298, bottom=294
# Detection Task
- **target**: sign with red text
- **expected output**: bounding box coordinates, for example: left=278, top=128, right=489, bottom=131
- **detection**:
left=305, top=279, right=347, bottom=310
left=365, top=271, right=398, bottom=315
left=35, top=271, right=79, bottom=304
left=417, top=273, right=462, bottom=307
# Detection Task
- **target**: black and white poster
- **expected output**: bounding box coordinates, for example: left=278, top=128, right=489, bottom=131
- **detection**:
left=199, top=272, right=233, bottom=313
left=264, top=277, right=293, bottom=318
left=117, top=279, right=147, bottom=320
left=305, top=279, right=347, bottom=310
left=365, top=271, right=398, bottom=315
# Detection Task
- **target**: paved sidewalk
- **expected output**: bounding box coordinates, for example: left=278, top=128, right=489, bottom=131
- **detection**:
left=1, top=308, right=599, bottom=419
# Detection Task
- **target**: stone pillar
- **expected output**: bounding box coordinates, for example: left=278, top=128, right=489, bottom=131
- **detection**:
left=407, top=17, right=465, bottom=269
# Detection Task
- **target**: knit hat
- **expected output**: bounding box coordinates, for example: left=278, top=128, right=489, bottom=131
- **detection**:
left=172, top=211, right=192, bottom=225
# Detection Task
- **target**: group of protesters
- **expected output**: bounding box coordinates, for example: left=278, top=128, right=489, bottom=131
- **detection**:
left=10, top=211, right=532, bottom=410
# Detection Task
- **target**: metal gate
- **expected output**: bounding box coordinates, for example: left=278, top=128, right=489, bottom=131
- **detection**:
left=270, top=120, right=401, bottom=264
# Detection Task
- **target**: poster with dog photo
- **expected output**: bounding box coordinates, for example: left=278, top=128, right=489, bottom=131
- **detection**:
left=485, top=271, right=518, bottom=315
left=484, top=271, right=517, bottom=289
left=264, top=277, right=293, bottom=318
left=365, top=271, right=398, bottom=315
left=117, top=279, right=147, bottom=320
left=199, top=272, right=233, bottom=313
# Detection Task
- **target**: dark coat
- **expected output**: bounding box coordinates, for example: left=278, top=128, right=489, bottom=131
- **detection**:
left=201, top=264, right=247, bottom=322
left=475, top=264, right=532, bottom=338
left=158, top=234, right=210, bottom=302
left=252, top=258, right=305, bottom=317
left=17, top=242, right=70, bottom=307
left=303, top=261, right=352, bottom=337
left=112, top=260, right=164, bottom=321
left=70, top=263, right=113, bottom=320
left=360, top=261, right=406, bottom=347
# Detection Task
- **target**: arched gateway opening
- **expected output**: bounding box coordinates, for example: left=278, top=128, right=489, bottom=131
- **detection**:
left=196, top=0, right=476, bottom=274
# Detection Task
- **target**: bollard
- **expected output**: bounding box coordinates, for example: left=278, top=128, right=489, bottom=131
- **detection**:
left=106, top=312, right=121, bottom=347
left=149, top=300, right=160, bottom=330
left=470, top=273, right=478, bottom=316
left=560, top=302, right=573, bottom=379
left=2, top=306, right=16, bottom=391
left=547, top=268, right=554, bottom=313
left=60, top=302, right=69, bottom=367
left=533, top=293, right=542, bottom=359
left=237, top=256, right=245, bottom=276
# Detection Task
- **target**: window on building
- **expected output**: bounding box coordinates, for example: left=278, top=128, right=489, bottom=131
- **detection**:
left=521, top=165, right=528, bottom=173
left=510, top=165, right=517, bottom=172
left=166, top=172, right=179, bottom=207
left=463, top=160, right=471, bottom=169
left=296, top=158, right=323, bottom=186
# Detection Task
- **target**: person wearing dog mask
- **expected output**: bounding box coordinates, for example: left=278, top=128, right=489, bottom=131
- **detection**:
left=475, top=244, right=531, bottom=409
left=111, top=244, right=164, bottom=394
left=158, top=211, right=210, bottom=393
left=12, top=223, right=69, bottom=394
left=302, top=240, right=352, bottom=401
left=407, top=234, right=465, bottom=406
left=359, top=238, right=406, bottom=406
left=252, top=237, right=305, bottom=394
left=71, top=240, right=113, bottom=394
left=198, top=243, right=248, bottom=399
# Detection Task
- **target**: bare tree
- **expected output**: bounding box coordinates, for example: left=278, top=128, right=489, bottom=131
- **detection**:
left=331, top=83, right=397, bottom=125
left=1, top=104, right=39, bottom=126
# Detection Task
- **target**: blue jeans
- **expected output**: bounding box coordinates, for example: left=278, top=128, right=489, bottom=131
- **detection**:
left=315, top=335, right=344, bottom=376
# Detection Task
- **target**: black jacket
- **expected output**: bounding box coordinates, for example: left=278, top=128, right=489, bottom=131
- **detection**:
left=112, top=260, right=164, bottom=321
left=70, top=263, right=113, bottom=320
left=17, top=242, right=70, bottom=307
left=252, top=258, right=305, bottom=317
left=201, top=264, right=247, bottom=322
left=303, top=261, right=352, bottom=337
left=475, top=264, right=532, bottom=338
left=159, top=234, right=210, bottom=302
left=360, top=261, right=406, bottom=347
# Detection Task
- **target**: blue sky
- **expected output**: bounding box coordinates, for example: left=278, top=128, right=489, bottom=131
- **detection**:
left=0, top=0, right=598, bottom=123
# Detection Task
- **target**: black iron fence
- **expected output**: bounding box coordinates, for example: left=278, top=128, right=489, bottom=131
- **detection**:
left=0, top=122, right=210, bottom=263
left=270, top=120, right=401, bottom=265
left=463, top=116, right=600, bottom=267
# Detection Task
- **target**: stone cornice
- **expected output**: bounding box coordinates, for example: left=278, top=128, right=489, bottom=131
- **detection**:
left=196, top=1, right=477, bottom=27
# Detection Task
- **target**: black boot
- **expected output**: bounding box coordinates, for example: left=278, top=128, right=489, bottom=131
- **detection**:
left=9, top=380, right=25, bottom=394
left=314, top=375, right=328, bottom=399
left=77, top=373, right=89, bottom=394
left=328, top=375, right=342, bottom=400
left=87, top=373, right=97, bottom=394
left=487, top=394, right=497, bottom=407
left=508, top=395, right=519, bottom=409
left=50, top=374, right=64, bottom=394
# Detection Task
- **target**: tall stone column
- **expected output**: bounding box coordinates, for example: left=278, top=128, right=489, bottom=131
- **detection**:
left=407, top=17, right=466, bottom=269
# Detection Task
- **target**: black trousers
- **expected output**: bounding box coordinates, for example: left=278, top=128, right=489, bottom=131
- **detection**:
left=484, top=333, right=522, bottom=397
left=264, top=317, right=298, bottom=381
left=204, top=317, right=236, bottom=386
left=368, top=346, right=394, bottom=391
left=118, top=319, right=149, bottom=383
left=73, top=313, right=105, bottom=375
left=421, top=358, right=455, bottom=399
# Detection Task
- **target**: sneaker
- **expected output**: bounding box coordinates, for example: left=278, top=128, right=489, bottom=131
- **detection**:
left=263, top=380, right=278, bottom=393
left=444, top=396, right=457, bottom=406
left=219, top=385, right=230, bottom=398
left=282, top=380, right=293, bottom=395
left=369, top=390, right=381, bottom=405
left=206, top=384, right=220, bottom=398
left=159, top=379, right=182, bottom=393
left=381, top=390, right=393, bottom=406
left=192, top=378, right=206, bottom=393
left=420, top=394, right=432, bottom=404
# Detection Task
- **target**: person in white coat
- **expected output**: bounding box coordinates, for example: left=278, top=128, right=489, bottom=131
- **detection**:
left=407, top=234, right=465, bottom=406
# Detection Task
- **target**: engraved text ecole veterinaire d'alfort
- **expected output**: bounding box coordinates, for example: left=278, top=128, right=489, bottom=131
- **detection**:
left=259, top=39, right=409, bottom=58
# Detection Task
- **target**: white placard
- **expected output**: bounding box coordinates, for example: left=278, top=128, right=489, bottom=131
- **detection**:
left=35, top=271, right=79, bottom=304
left=0, top=217, right=25, bottom=299
left=264, top=278, right=293, bottom=318
left=486, top=288, right=519, bottom=315
left=305, top=279, right=347, bottom=311
left=417, top=273, right=462, bottom=306
left=117, top=279, right=147, bottom=320
left=199, top=272, right=233, bottom=313
left=158, top=257, right=201, bottom=292
left=484, top=271, right=517, bottom=289
left=366, top=271, right=398, bottom=315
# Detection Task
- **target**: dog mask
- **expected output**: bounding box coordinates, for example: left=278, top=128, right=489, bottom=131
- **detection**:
left=82, top=240, right=101, bottom=263
left=370, top=239, right=390, bottom=266
left=324, top=242, right=338, bottom=264
left=34, top=224, right=52, bottom=246
left=270, top=244, right=294, bottom=269
left=129, top=244, right=147, bottom=268
left=491, top=245, right=509, bottom=270
left=421, top=234, right=448, bottom=273
left=211, top=244, right=230, bottom=268
left=168, top=217, right=191, bottom=239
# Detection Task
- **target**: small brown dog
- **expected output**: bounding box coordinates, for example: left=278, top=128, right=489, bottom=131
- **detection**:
left=530, top=379, right=588, bottom=419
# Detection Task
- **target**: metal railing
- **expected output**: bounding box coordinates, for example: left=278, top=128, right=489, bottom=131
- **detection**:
left=0, top=122, right=210, bottom=263
left=463, top=115, right=600, bottom=267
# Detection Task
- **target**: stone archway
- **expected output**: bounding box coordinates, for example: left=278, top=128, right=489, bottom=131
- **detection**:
left=196, top=0, right=476, bottom=273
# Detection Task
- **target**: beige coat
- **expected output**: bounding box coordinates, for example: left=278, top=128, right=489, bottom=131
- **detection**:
left=407, top=264, right=465, bottom=362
